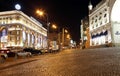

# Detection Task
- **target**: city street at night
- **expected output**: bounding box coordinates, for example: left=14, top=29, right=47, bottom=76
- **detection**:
left=1, top=0, right=120, bottom=76
left=1, top=47, right=120, bottom=76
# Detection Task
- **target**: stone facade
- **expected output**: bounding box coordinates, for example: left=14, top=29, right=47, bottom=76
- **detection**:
left=89, top=0, right=120, bottom=47
left=0, top=10, right=47, bottom=49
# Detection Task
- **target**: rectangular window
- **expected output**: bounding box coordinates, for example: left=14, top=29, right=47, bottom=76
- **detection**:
left=17, top=31, right=19, bottom=35
left=10, top=37, right=14, bottom=41
left=17, top=36, right=19, bottom=40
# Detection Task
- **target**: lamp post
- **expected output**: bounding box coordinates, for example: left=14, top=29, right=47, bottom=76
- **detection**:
left=36, top=9, right=50, bottom=50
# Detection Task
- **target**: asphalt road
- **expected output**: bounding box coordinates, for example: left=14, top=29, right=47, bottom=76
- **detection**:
left=0, top=47, right=120, bottom=76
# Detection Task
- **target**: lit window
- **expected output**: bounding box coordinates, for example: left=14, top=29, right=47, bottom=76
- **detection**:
left=17, top=36, right=19, bottom=40
left=17, top=31, right=19, bottom=35
left=17, top=42, right=20, bottom=45
left=17, top=25, right=19, bottom=28
left=3, top=18, right=5, bottom=24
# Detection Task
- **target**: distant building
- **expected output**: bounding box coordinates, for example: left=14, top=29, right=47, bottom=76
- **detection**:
left=89, top=0, right=120, bottom=47
left=81, top=17, right=90, bottom=49
left=0, top=10, right=47, bottom=49
left=49, top=28, right=71, bottom=49
left=80, top=21, right=83, bottom=46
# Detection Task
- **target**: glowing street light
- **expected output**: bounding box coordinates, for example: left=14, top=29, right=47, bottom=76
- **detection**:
left=65, top=29, right=68, bottom=33
left=52, top=24, right=57, bottom=29
left=36, top=10, right=44, bottom=16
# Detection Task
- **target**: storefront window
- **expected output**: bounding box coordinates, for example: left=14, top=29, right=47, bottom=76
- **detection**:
left=2, top=29, right=7, bottom=36
left=23, top=31, right=26, bottom=41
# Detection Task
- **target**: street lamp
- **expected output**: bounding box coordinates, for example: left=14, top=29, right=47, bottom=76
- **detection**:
left=36, top=10, right=44, bottom=16
left=36, top=9, right=50, bottom=50
left=65, top=29, right=68, bottom=33
left=52, top=24, right=57, bottom=29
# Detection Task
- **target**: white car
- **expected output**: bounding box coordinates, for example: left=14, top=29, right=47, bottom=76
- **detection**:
left=17, top=51, right=32, bottom=57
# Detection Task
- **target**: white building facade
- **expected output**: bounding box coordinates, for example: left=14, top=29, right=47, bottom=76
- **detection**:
left=0, top=10, right=47, bottom=49
left=89, top=0, right=120, bottom=47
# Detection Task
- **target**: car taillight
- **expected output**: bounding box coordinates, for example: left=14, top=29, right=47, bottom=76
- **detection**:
left=1, top=51, right=4, bottom=53
left=7, top=51, right=10, bottom=53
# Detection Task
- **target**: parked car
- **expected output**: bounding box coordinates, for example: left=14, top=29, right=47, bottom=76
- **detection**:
left=17, top=51, right=32, bottom=57
left=0, top=53, right=8, bottom=63
left=23, top=48, right=42, bottom=55
left=0, top=49, right=16, bottom=57
left=41, top=49, right=48, bottom=54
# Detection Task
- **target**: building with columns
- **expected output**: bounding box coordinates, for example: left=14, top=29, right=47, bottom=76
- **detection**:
left=89, top=0, right=120, bottom=47
left=0, top=10, right=47, bottom=49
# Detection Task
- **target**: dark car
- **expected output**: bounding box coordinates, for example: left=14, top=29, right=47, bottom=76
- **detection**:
left=23, top=48, right=42, bottom=55
left=0, top=49, right=16, bottom=57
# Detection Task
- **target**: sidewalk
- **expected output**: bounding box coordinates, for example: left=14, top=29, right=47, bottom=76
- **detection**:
left=0, top=57, right=39, bottom=70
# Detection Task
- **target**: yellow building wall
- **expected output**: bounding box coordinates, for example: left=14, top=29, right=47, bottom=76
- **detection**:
left=85, top=28, right=90, bottom=48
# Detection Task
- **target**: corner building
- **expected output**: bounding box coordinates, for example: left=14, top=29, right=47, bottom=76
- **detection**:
left=89, top=0, right=120, bottom=47
left=0, top=10, right=47, bottom=49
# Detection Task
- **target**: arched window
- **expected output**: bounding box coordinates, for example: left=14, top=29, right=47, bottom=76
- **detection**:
left=2, top=29, right=7, bottom=36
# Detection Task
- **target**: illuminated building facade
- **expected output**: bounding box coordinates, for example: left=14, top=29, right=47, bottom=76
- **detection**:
left=89, top=0, right=120, bottom=47
left=0, top=10, right=47, bottom=49
left=81, top=17, right=89, bottom=48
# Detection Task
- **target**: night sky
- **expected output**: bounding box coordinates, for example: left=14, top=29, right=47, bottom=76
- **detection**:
left=0, top=0, right=101, bottom=44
